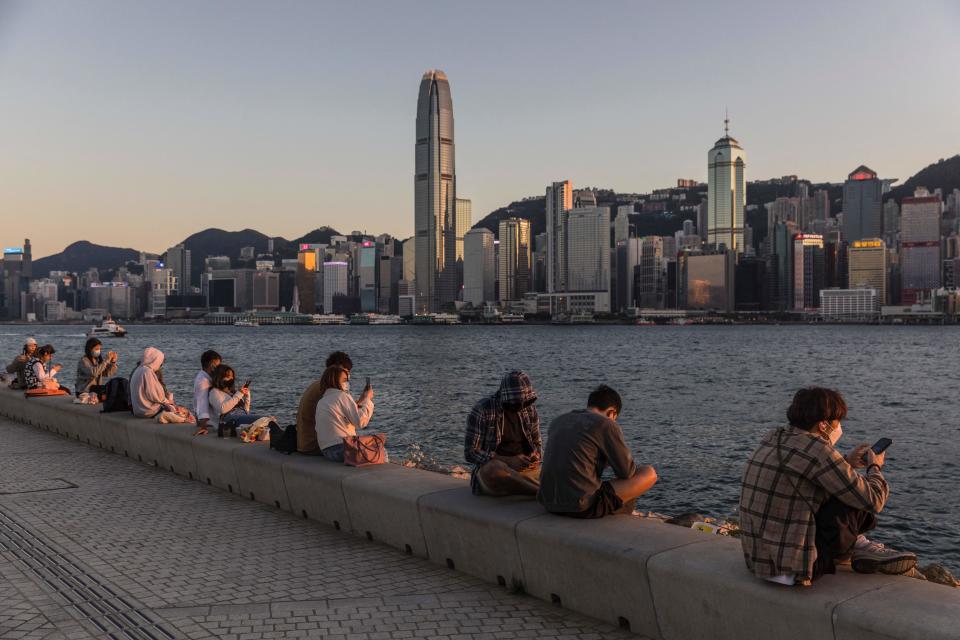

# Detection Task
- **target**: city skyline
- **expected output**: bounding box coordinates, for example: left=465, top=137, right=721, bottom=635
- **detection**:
left=2, top=1, right=960, bottom=258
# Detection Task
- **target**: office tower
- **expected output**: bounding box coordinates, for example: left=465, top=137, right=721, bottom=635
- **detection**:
left=252, top=271, right=280, bottom=310
left=166, top=244, right=191, bottom=294
left=2, top=246, right=24, bottom=319
left=323, top=261, right=349, bottom=313
left=813, top=189, right=831, bottom=222
left=770, top=221, right=797, bottom=311
left=842, top=166, right=883, bottom=242
left=573, top=189, right=597, bottom=208
left=532, top=232, right=547, bottom=293
left=615, top=206, right=632, bottom=246
left=358, top=243, right=378, bottom=312
left=22, top=239, right=31, bottom=278
left=636, top=236, right=664, bottom=308
left=848, top=239, right=887, bottom=304
left=205, top=256, right=231, bottom=271
left=707, top=118, right=746, bottom=253
left=463, top=228, right=495, bottom=306
left=296, top=248, right=319, bottom=313
left=546, top=180, right=573, bottom=293
left=414, top=70, right=457, bottom=313
left=566, top=207, right=611, bottom=293
left=900, top=188, right=943, bottom=303
left=455, top=198, right=472, bottom=262
left=820, top=289, right=879, bottom=321
left=793, top=234, right=825, bottom=310
left=883, top=200, right=900, bottom=237
left=680, top=249, right=735, bottom=311
left=735, top=256, right=766, bottom=311
left=766, top=197, right=800, bottom=230
left=682, top=219, right=695, bottom=237
left=402, top=237, right=416, bottom=282
left=497, top=218, right=531, bottom=302
left=697, top=198, right=709, bottom=242
left=378, top=255, right=402, bottom=314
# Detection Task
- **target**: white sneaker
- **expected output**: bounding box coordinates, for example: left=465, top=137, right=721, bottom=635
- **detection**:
left=851, top=537, right=917, bottom=575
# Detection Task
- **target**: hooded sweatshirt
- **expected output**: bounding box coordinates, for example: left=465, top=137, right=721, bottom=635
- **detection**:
left=130, top=347, right=174, bottom=418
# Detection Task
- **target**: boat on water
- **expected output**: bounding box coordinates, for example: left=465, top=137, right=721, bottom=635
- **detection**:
left=234, top=319, right=259, bottom=327
left=86, top=318, right=127, bottom=338
left=500, top=313, right=525, bottom=324
left=313, top=314, right=348, bottom=325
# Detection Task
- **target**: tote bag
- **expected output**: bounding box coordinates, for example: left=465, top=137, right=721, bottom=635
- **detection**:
left=343, top=433, right=387, bottom=466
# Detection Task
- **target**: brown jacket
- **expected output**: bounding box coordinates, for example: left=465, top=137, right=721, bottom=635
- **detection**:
left=739, top=427, right=888, bottom=582
left=296, top=380, right=325, bottom=453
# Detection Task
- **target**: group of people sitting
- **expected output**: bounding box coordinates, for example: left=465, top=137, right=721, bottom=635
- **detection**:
left=5, top=336, right=120, bottom=397
left=4, top=338, right=918, bottom=587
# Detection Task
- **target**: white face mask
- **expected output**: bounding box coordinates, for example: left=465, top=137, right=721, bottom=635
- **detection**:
left=827, top=423, right=843, bottom=446
left=343, top=380, right=350, bottom=392
left=91, top=350, right=101, bottom=358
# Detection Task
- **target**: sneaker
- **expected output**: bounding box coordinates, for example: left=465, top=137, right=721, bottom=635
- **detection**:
left=851, top=539, right=917, bottom=575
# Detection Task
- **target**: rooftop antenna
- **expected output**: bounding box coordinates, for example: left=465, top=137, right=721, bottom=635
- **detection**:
left=724, top=108, right=730, bottom=136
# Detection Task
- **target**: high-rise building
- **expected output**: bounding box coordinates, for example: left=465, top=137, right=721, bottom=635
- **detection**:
left=497, top=218, right=531, bottom=302
left=455, top=198, right=472, bottom=263
left=463, top=228, right=495, bottom=306
left=402, top=237, right=416, bottom=283
left=793, top=234, right=825, bottom=310
left=358, top=243, right=378, bottom=312
left=882, top=200, right=900, bottom=237
left=900, top=188, right=943, bottom=304
left=812, top=189, right=831, bottom=223
left=842, top=166, right=883, bottom=242
left=166, top=244, right=191, bottom=294
left=707, top=119, right=746, bottom=253
left=546, top=180, right=573, bottom=293
left=636, top=236, right=664, bottom=308
left=323, top=261, right=349, bottom=313
left=566, top=207, right=610, bottom=293
left=820, top=288, right=879, bottom=321
left=414, top=70, right=457, bottom=313
left=573, top=189, right=597, bottom=208
left=769, top=221, right=798, bottom=311
left=252, top=271, right=280, bottom=310
left=614, top=206, right=631, bottom=246
left=296, top=248, right=320, bottom=313
left=848, top=239, right=887, bottom=305
left=680, top=249, right=735, bottom=311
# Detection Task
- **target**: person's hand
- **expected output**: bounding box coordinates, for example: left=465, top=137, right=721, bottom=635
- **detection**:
left=503, top=455, right=533, bottom=471
left=361, top=385, right=374, bottom=402
left=194, top=419, right=209, bottom=436
left=847, top=443, right=870, bottom=469
left=52, top=364, right=62, bottom=372
left=240, top=386, right=250, bottom=397
left=865, top=448, right=885, bottom=469
left=108, top=351, right=118, bottom=362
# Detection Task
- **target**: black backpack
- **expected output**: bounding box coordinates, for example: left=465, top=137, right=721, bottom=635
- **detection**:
left=269, top=423, right=298, bottom=454
left=101, top=377, right=132, bottom=413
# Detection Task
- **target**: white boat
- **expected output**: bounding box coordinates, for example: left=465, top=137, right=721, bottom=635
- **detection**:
left=86, top=318, right=127, bottom=338
left=313, top=314, right=348, bottom=325
left=234, top=319, right=259, bottom=327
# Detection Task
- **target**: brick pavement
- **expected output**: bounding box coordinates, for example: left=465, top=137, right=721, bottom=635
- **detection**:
left=0, top=418, right=644, bottom=639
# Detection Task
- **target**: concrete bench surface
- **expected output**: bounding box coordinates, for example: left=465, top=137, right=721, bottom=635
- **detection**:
left=0, top=385, right=955, bottom=640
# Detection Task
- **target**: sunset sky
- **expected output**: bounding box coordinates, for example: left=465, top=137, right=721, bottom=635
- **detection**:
left=1, top=0, right=958, bottom=258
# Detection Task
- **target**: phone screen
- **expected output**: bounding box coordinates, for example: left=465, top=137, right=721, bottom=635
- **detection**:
left=871, top=438, right=892, bottom=454
left=243, top=380, right=251, bottom=388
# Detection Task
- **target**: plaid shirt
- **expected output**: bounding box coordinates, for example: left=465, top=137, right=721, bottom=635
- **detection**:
left=739, top=427, right=888, bottom=583
left=464, top=371, right=542, bottom=494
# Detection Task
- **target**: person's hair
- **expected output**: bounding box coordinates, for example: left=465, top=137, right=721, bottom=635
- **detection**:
left=587, top=384, right=622, bottom=415
left=37, top=345, right=55, bottom=357
left=211, top=364, right=236, bottom=392
left=787, top=387, right=848, bottom=430
left=326, top=351, right=353, bottom=371
left=201, top=350, right=222, bottom=369
left=317, top=365, right=348, bottom=399
left=84, top=338, right=102, bottom=358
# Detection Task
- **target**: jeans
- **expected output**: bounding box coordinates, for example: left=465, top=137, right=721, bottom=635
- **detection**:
left=812, top=497, right=878, bottom=580
left=321, top=443, right=345, bottom=462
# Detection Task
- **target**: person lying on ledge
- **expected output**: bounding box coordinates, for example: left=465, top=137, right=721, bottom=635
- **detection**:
left=739, top=387, right=916, bottom=587
left=465, top=370, right=542, bottom=497
left=537, top=385, right=657, bottom=518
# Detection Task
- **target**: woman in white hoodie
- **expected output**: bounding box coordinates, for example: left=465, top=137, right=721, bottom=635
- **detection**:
left=130, top=347, right=178, bottom=418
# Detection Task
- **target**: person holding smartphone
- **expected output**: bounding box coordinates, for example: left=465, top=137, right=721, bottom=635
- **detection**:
left=24, top=344, right=68, bottom=393
left=739, top=387, right=916, bottom=587
left=75, top=337, right=119, bottom=397
left=208, top=364, right=269, bottom=435
left=310, top=364, right=375, bottom=461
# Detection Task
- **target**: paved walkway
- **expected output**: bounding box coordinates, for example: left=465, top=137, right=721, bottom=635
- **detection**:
left=0, top=418, right=642, bottom=640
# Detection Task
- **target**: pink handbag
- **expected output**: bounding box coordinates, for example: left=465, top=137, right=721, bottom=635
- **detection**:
left=343, top=433, right=387, bottom=466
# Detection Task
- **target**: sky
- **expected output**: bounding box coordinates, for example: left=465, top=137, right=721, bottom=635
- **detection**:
left=1, top=1, right=959, bottom=259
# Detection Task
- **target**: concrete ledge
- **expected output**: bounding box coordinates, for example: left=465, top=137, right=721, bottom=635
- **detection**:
left=834, top=578, right=960, bottom=640
left=419, top=487, right=542, bottom=586
left=281, top=456, right=355, bottom=531
left=98, top=413, right=132, bottom=456
left=341, top=464, right=464, bottom=557
left=125, top=419, right=162, bottom=466
left=156, top=425, right=200, bottom=479
left=191, top=435, right=241, bottom=493
left=233, top=444, right=290, bottom=510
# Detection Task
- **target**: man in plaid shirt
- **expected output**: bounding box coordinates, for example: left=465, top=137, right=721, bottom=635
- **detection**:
left=464, top=370, right=542, bottom=496
left=740, top=387, right=916, bottom=586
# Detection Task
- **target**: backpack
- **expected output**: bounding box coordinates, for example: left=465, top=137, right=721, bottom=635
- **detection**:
left=101, top=377, right=132, bottom=413
left=269, top=423, right=298, bottom=454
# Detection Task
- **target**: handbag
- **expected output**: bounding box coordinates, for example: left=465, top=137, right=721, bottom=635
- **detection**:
left=25, top=388, right=69, bottom=398
left=343, top=433, right=387, bottom=467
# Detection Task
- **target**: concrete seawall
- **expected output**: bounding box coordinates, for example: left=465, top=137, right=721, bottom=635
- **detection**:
left=1, top=386, right=956, bottom=640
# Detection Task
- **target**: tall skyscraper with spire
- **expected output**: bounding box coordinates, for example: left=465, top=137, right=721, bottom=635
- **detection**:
left=707, top=115, right=746, bottom=254
left=414, top=70, right=457, bottom=313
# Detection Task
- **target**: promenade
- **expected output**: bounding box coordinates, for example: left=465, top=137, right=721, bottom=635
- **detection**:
left=0, top=416, right=638, bottom=640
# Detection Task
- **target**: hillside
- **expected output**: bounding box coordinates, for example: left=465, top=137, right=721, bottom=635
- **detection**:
left=32, top=241, right=140, bottom=277
left=888, top=155, right=960, bottom=202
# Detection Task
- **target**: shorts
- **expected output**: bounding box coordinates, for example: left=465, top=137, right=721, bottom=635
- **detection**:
left=563, top=481, right=625, bottom=520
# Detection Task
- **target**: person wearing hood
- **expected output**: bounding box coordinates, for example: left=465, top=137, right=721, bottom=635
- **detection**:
left=74, top=338, right=118, bottom=397
left=6, top=337, right=37, bottom=389
left=130, top=347, right=177, bottom=418
left=465, top=370, right=542, bottom=497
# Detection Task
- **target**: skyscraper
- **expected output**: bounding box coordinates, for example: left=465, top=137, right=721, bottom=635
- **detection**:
left=793, top=234, right=825, bottom=310
left=900, top=188, right=942, bottom=304
left=497, top=218, right=531, bottom=302
left=842, top=166, right=883, bottom=242
left=848, top=238, right=887, bottom=304
left=166, top=244, right=191, bottom=294
left=566, top=207, right=611, bottom=293
left=545, top=180, right=572, bottom=293
left=455, top=198, right=472, bottom=263
left=463, top=228, right=495, bottom=306
left=707, top=118, right=746, bottom=253
left=415, top=70, right=457, bottom=313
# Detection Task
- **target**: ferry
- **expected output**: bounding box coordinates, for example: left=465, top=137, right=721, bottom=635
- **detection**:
left=234, top=319, right=259, bottom=327
left=313, top=314, right=348, bottom=325
left=500, top=313, right=526, bottom=324
left=349, top=314, right=370, bottom=325
left=369, top=314, right=402, bottom=325
left=86, top=317, right=127, bottom=338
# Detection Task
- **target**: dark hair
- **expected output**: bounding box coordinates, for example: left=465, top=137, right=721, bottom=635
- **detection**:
left=38, top=344, right=55, bottom=357
left=326, top=351, right=353, bottom=371
left=201, top=350, right=222, bottom=369
left=317, top=365, right=348, bottom=399
left=587, top=384, right=622, bottom=415
left=211, top=364, right=236, bottom=392
left=84, top=338, right=102, bottom=358
left=787, top=387, right=848, bottom=430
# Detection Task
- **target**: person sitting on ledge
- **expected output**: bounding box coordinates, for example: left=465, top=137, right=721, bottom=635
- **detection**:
left=739, top=387, right=917, bottom=587
left=297, top=351, right=354, bottom=455
left=537, top=385, right=658, bottom=518
left=130, top=347, right=180, bottom=418
left=465, top=370, right=542, bottom=497
left=75, top=337, right=118, bottom=397
left=25, top=344, right=69, bottom=393
left=193, top=350, right=221, bottom=435
left=6, top=337, right=37, bottom=389
left=311, top=364, right=374, bottom=462
left=208, top=364, right=272, bottom=436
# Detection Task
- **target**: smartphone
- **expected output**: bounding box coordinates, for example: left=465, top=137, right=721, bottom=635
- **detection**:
left=364, top=377, right=371, bottom=389
left=862, top=437, right=892, bottom=462
left=243, top=379, right=251, bottom=388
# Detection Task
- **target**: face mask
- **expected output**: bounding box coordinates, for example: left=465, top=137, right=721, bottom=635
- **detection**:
left=91, top=350, right=101, bottom=358
left=343, top=380, right=350, bottom=392
left=827, top=423, right=842, bottom=446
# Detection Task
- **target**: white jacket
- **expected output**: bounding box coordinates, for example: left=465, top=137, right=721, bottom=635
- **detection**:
left=314, top=388, right=374, bottom=450
left=130, top=348, right=174, bottom=418
left=208, top=387, right=250, bottom=422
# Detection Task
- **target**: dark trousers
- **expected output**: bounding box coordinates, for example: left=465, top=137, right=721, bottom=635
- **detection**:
left=812, top=497, right=877, bottom=580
